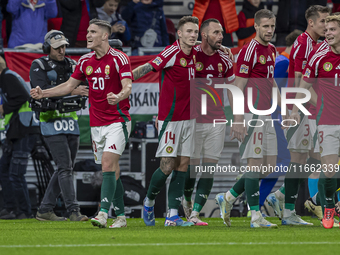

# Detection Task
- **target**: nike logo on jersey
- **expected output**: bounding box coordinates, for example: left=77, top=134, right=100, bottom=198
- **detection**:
left=95, top=67, right=102, bottom=73
left=267, top=56, right=272, bottom=61
left=206, top=64, right=214, bottom=70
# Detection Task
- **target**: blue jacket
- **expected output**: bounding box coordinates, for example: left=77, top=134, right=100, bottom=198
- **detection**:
left=7, top=0, right=57, bottom=48
left=122, top=0, right=169, bottom=48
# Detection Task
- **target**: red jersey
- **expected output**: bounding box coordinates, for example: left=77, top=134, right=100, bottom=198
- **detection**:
left=287, top=32, right=317, bottom=108
left=149, top=40, right=196, bottom=121
left=303, top=48, right=340, bottom=125
left=194, top=45, right=235, bottom=123
left=236, top=39, right=276, bottom=113
left=72, top=48, right=133, bottom=127
left=306, top=40, right=329, bottom=119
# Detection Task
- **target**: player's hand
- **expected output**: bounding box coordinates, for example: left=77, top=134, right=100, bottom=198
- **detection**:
left=30, top=86, right=43, bottom=99
left=117, top=25, right=126, bottom=34
left=220, top=46, right=234, bottom=61
left=107, top=92, right=119, bottom=105
left=155, top=116, right=158, bottom=130
left=230, top=123, right=248, bottom=142
left=71, top=85, right=89, bottom=97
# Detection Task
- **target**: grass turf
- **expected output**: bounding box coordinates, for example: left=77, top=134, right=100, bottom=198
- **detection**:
left=0, top=217, right=339, bottom=255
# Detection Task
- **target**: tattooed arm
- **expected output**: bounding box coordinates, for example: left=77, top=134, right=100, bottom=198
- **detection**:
left=132, top=63, right=155, bottom=81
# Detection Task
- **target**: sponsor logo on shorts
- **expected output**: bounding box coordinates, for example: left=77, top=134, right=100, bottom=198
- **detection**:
left=86, top=66, right=93, bottom=75
left=259, top=55, right=266, bottom=64
left=152, top=57, right=163, bottom=66
left=109, top=144, right=117, bottom=150
left=166, top=146, right=173, bottom=154
left=122, top=72, right=131, bottom=77
left=105, top=65, right=110, bottom=75
left=196, top=62, right=203, bottom=71
left=323, top=62, right=333, bottom=71
left=304, top=68, right=311, bottom=78
left=254, top=147, right=261, bottom=154
left=302, top=139, right=309, bottom=146
left=180, top=58, right=187, bottom=67
left=240, top=64, right=249, bottom=74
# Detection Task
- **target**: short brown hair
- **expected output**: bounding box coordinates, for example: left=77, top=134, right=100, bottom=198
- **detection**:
left=285, top=29, right=303, bottom=46
left=305, top=5, right=331, bottom=21
left=89, top=18, right=111, bottom=35
left=0, top=56, right=6, bottom=72
left=178, top=16, right=199, bottom=30
left=254, top=9, right=275, bottom=25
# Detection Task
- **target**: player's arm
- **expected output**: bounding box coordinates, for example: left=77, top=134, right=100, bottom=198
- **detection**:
left=30, top=77, right=81, bottom=99
left=132, top=63, right=155, bottom=81
left=229, top=76, right=248, bottom=142
left=294, top=71, right=303, bottom=87
left=107, top=78, right=132, bottom=106
left=290, top=79, right=313, bottom=124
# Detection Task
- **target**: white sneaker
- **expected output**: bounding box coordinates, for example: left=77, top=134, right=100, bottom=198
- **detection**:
left=182, top=199, right=193, bottom=220
left=188, top=215, right=208, bottom=226
left=91, top=211, right=108, bottom=228
left=250, top=211, right=278, bottom=228
left=109, top=216, right=127, bottom=228
left=282, top=212, right=313, bottom=226
left=215, top=193, right=233, bottom=227
left=266, top=192, right=284, bottom=219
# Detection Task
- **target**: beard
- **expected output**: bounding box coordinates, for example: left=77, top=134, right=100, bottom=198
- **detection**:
left=207, top=36, right=221, bottom=51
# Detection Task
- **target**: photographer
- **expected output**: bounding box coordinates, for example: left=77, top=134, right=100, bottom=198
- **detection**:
left=30, top=30, right=89, bottom=221
left=0, top=56, right=40, bottom=219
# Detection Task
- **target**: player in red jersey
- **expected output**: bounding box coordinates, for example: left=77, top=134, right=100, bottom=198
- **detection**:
left=132, top=16, right=199, bottom=227
left=30, top=19, right=133, bottom=229
left=215, top=9, right=281, bottom=228
left=181, top=18, right=235, bottom=226
left=267, top=5, right=330, bottom=226
left=291, top=15, right=340, bottom=229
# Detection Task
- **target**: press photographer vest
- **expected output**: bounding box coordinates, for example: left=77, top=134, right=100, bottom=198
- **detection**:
left=32, top=56, right=80, bottom=136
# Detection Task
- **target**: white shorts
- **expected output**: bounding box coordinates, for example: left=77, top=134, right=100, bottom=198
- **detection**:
left=318, top=125, right=340, bottom=157
left=156, top=119, right=195, bottom=158
left=284, top=111, right=312, bottom=153
left=192, top=123, right=226, bottom=160
left=239, top=113, right=277, bottom=159
left=309, top=119, right=320, bottom=153
left=91, top=121, right=131, bottom=164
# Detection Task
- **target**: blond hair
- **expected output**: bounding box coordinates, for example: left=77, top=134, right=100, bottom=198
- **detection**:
left=326, top=15, right=340, bottom=27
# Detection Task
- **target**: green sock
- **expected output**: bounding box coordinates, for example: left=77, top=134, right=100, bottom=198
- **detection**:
left=315, top=192, right=321, bottom=206
left=184, top=165, right=197, bottom=201
left=100, top=172, right=116, bottom=212
left=193, top=203, right=203, bottom=212
left=318, top=171, right=326, bottom=210
left=232, top=173, right=246, bottom=195
left=284, top=162, right=303, bottom=210
left=112, top=177, right=125, bottom=216
left=325, top=177, right=337, bottom=208
left=168, top=170, right=186, bottom=209
left=279, top=185, right=285, bottom=195
left=245, top=172, right=260, bottom=211
left=146, top=168, right=170, bottom=200
left=193, top=170, right=214, bottom=211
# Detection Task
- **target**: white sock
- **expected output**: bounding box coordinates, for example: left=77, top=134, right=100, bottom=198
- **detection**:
left=190, top=211, right=199, bottom=218
left=169, top=209, right=178, bottom=218
left=225, top=191, right=237, bottom=204
left=275, top=189, right=285, bottom=201
left=251, top=210, right=260, bottom=221
left=312, top=194, right=317, bottom=205
left=144, top=197, right=155, bottom=207
left=283, top=208, right=295, bottom=218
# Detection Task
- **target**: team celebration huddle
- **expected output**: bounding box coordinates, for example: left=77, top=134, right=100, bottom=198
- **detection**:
left=29, top=4, right=340, bottom=230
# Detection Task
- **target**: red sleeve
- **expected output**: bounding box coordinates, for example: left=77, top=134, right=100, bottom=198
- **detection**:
left=148, top=45, right=179, bottom=71
left=236, top=47, right=253, bottom=78
left=294, top=43, right=308, bottom=73
left=117, top=52, right=133, bottom=81
left=71, top=60, right=86, bottom=81
left=224, top=59, right=235, bottom=83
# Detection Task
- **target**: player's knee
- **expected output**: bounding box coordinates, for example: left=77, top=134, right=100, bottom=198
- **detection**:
left=160, top=157, right=175, bottom=175
left=9, top=151, right=29, bottom=176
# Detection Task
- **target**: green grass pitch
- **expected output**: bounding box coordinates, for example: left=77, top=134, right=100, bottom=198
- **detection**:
left=1, top=217, right=339, bottom=255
